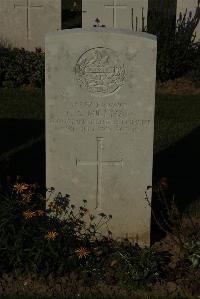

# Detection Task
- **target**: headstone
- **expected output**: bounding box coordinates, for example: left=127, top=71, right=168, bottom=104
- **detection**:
left=82, top=0, right=148, bottom=31
left=0, top=0, right=61, bottom=50
left=176, top=0, right=200, bottom=41
left=45, top=28, right=157, bottom=246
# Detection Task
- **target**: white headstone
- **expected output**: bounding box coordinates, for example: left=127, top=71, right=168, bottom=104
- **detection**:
left=82, top=0, right=148, bottom=31
left=45, top=28, right=157, bottom=246
left=176, top=0, right=200, bottom=42
left=0, top=0, right=61, bottom=50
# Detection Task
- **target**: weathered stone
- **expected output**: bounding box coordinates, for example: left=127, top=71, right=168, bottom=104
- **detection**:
left=0, top=0, right=61, bottom=50
left=45, top=28, right=157, bottom=246
left=82, top=0, right=148, bottom=31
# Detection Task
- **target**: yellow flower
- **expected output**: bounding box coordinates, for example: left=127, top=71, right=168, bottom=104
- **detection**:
left=44, top=231, right=58, bottom=240
left=14, top=183, right=29, bottom=193
left=36, top=210, right=45, bottom=216
left=75, top=247, right=90, bottom=259
left=22, top=210, right=36, bottom=219
left=21, top=193, right=33, bottom=203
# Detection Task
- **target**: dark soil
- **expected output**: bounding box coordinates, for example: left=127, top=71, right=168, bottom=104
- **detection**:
left=157, top=76, right=200, bottom=95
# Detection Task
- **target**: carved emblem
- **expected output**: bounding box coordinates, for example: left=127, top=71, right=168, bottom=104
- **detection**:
left=75, top=47, right=126, bottom=96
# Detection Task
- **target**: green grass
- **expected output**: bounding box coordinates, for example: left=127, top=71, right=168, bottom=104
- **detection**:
left=0, top=88, right=44, bottom=120
left=154, top=93, right=200, bottom=152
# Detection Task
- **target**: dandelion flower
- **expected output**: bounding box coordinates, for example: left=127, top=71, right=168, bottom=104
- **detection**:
left=22, top=210, right=36, bottom=219
left=44, top=231, right=58, bottom=240
left=75, top=247, right=90, bottom=259
left=14, top=183, right=29, bottom=193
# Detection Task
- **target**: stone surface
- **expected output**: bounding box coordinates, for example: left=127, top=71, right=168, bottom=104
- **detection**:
left=176, top=0, right=200, bottom=42
left=0, top=0, right=61, bottom=50
left=82, top=0, right=148, bottom=31
left=45, top=28, right=157, bottom=246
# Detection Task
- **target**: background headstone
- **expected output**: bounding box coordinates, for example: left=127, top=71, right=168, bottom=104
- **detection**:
left=45, top=28, right=157, bottom=246
left=0, top=0, right=61, bottom=50
left=1, top=0, right=199, bottom=50
left=82, top=0, right=148, bottom=31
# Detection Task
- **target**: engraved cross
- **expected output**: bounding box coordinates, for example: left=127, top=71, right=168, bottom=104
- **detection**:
left=104, top=0, right=128, bottom=28
left=76, top=137, right=123, bottom=209
left=14, top=0, right=44, bottom=39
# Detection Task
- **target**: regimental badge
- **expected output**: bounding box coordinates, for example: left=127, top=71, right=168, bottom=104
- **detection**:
left=75, top=47, right=126, bottom=96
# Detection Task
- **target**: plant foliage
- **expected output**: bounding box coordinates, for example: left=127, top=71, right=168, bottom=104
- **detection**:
left=0, top=180, right=164, bottom=290
left=146, top=0, right=200, bottom=82
left=0, top=46, right=44, bottom=88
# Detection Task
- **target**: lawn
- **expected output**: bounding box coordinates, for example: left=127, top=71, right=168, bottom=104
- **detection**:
left=0, top=88, right=44, bottom=120
left=154, top=93, right=200, bottom=153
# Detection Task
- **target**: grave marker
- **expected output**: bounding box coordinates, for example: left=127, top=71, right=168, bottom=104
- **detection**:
left=14, top=0, right=44, bottom=40
left=0, top=0, right=61, bottom=50
left=104, top=0, right=128, bottom=28
left=82, top=0, right=148, bottom=31
left=45, top=28, right=157, bottom=246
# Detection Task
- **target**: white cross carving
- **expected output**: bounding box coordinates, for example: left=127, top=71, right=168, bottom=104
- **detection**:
left=14, top=0, right=44, bottom=39
left=104, top=0, right=128, bottom=28
left=76, top=137, right=123, bottom=209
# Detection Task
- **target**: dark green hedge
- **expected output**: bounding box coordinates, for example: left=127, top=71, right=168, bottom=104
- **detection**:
left=0, top=47, right=44, bottom=88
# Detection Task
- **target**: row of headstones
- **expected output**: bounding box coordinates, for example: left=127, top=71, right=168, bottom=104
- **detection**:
left=0, top=0, right=199, bottom=50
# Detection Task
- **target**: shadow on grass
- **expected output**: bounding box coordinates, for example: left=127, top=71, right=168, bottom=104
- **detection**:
left=0, top=119, right=45, bottom=186
left=151, top=125, right=200, bottom=243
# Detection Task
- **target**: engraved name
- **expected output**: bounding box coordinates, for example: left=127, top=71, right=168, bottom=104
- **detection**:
left=49, top=101, right=151, bottom=134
